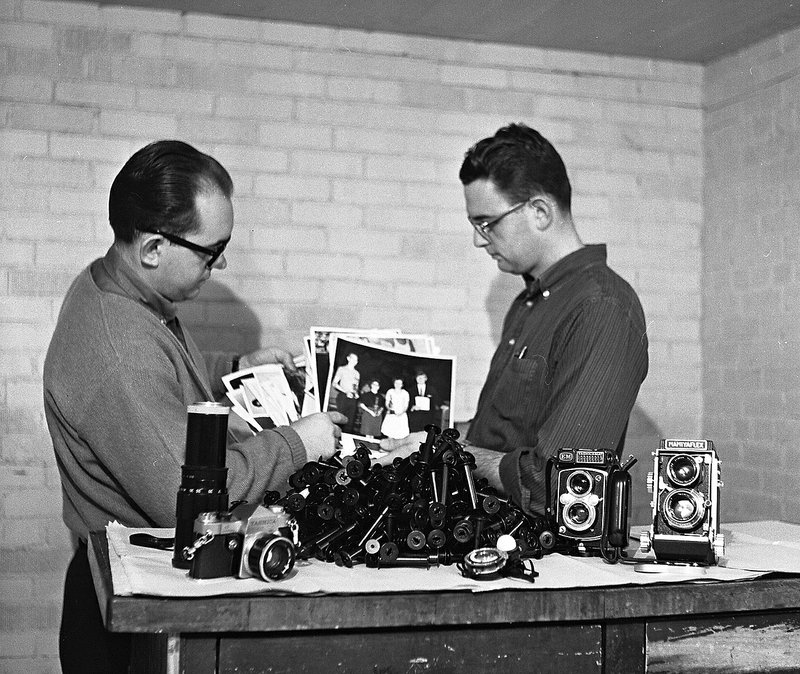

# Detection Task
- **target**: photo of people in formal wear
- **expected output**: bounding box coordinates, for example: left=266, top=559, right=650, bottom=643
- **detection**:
left=323, top=336, right=456, bottom=443
left=358, top=380, right=385, bottom=438
left=330, top=351, right=360, bottom=433
left=381, top=377, right=410, bottom=439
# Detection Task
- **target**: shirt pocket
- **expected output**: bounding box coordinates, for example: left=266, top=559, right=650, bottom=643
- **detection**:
left=493, top=353, right=549, bottom=425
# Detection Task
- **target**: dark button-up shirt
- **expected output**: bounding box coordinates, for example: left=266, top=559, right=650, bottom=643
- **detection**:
left=467, top=244, right=649, bottom=516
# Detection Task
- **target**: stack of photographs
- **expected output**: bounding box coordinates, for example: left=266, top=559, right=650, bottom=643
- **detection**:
left=304, top=327, right=456, bottom=448
left=220, top=327, right=456, bottom=452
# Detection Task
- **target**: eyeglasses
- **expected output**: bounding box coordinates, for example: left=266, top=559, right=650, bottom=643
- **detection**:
left=145, top=230, right=228, bottom=269
left=469, top=198, right=531, bottom=239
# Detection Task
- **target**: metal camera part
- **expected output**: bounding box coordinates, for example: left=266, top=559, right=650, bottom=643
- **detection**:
left=187, top=502, right=298, bottom=581
left=643, top=439, right=723, bottom=565
left=461, top=547, right=508, bottom=577
left=172, top=402, right=230, bottom=569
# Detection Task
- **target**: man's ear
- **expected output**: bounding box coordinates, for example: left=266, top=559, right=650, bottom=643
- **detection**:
left=529, top=197, right=555, bottom=232
left=139, top=234, right=164, bottom=269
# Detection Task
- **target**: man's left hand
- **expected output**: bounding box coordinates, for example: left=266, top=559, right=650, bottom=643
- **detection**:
left=239, top=347, right=298, bottom=373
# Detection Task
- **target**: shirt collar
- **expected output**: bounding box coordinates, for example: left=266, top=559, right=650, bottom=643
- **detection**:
left=524, top=244, right=607, bottom=299
left=96, top=245, right=179, bottom=323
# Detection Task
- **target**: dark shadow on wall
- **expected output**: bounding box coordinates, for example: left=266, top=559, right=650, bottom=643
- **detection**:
left=623, top=405, right=663, bottom=527
left=179, top=279, right=268, bottom=356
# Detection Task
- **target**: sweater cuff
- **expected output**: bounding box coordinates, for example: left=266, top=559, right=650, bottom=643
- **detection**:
left=273, top=426, right=307, bottom=470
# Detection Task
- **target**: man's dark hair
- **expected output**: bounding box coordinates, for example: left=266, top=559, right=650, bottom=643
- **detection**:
left=459, top=123, right=571, bottom=213
left=108, top=140, right=233, bottom=243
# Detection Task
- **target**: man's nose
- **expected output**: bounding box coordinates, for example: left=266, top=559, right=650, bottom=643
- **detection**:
left=212, top=253, right=227, bottom=270
left=473, top=228, right=489, bottom=248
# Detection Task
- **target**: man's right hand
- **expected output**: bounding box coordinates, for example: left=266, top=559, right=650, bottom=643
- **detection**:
left=291, top=412, right=347, bottom=461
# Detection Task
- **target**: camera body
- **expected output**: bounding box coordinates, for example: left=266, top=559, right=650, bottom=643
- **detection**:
left=640, top=439, right=724, bottom=565
left=186, top=501, right=299, bottom=581
left=546, top=448, right=633, bottom=559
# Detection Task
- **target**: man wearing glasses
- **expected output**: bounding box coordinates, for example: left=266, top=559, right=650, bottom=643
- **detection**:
left=381, top=123, right=648, bottom=520
left=44, top=140, right=345, bottom=673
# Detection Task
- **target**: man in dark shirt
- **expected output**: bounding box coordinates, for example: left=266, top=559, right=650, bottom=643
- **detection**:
left=380, top=123, right=648, bottom=517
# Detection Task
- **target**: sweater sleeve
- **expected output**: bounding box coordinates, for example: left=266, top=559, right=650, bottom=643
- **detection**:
left=498, top=298, right=648, bottom=516
left=79, top=350, right=306, bottom=530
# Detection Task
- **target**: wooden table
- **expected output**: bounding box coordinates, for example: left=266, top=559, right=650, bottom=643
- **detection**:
left=89, top=532, right=800, bottom=674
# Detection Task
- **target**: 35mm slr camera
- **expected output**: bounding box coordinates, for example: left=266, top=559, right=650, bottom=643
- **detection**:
left=640, top=439, right=724, bottom=565
left=183, top=501, right=299, bottom=582
left=546, top=448, right=636, bottom=562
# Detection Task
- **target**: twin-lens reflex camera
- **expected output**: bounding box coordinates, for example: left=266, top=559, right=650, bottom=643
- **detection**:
left=545, top=448, right=636, bottom=562
left=639, top=439, right=724, bottom=565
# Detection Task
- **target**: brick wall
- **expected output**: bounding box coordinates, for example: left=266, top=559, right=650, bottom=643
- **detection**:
left=0, top=0, right=703, bottom=670
left=703, top=27, right=800, bottom=523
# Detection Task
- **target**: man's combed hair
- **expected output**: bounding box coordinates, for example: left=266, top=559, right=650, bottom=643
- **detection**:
left=108, top=140, right=233, bottom=243
left=459, top=123, right=572, bottom=213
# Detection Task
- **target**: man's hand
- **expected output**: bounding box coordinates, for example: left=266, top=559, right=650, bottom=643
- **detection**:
left=374, top=431, right=426, bottom=465
left=239, top=347, right=297, bottom=373
left=291, top=412, right=347, bottom=461
left=469, top=446, right=506, bottom=494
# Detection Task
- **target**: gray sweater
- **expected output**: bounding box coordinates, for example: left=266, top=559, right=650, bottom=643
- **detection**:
left=44, top=255, right=306, bottom=540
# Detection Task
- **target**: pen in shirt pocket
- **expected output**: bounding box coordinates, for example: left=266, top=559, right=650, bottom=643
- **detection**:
left=515, top=346, right=528, bottom=359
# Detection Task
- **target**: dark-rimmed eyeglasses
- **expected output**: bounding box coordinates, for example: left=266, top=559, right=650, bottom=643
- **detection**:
left=469, top=198, right=531, bottom=240
left=145, top=230, right=229, bottom=269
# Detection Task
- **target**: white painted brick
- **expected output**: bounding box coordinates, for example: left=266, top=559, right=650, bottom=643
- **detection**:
left=259, top=123, right=332, bottom=149
left=0, top=296, right=54, bottom=321
left=295, top=49, right=439, bottom=83
left=362, top=205, right=433, bottom=231
left=261, top=20, right=336, bottom=48
left=101, top=5, right=182, bottom=33
left=210, top=144, right=289, bottom=173
left=291, top=201, right=362, bottom=227
left=365, top=156, right=438, bottom=183
left=177, top=117, right=257, bottom=144
left=23, top=0, right=102, bottom=26
left=326, top=76, right=402, bottom=104
left=185, top=12, right=265, bottom=41
left=99, top=109, right=178, bottom=137
left=252, top=174, right=330, bottom=200
left=55, top=81, right=135, bottom=108
left=216, top=94, right=293, bottom=121
left=285, top=253, right=363, bottom=278
left=327, top=227, right=402, bottom=257
left=440, top=63, right=509, bottom=89
left=0, top=75, right=52, bottom=102
left=8, top=102, right=97, bottom=133
left=251, top=226, right=326, bottom=251
left=0, top=129, right=48, bottom=155
left=136, top=87, right=215, bottom=114
left=11, top=157, right=92, bottom=188
left=332, top=179, right=404, bottom=206
left=0, top=21, right=53, bottom=49
left=248, top=70, right=326, bottom=97
left=216, top=41, right=293, bottom=69
left=50, top=134, right=135, bottom=161
left=290, top=150, right=363, bottom=177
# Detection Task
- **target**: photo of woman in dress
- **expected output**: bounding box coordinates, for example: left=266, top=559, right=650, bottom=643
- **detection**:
left=381, top=377, right=410, bottom=439
left=358, top=379, right=385, bottom=438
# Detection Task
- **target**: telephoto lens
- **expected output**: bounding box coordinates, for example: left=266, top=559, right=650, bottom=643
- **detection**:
left=172, top=402, right=230, bottom=569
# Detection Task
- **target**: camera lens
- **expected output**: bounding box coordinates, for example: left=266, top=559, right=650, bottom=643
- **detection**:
left=246, top=534, right=296, bottom=581
left=564, top=501, right=596, bottom=532
left=566, top=471, right=593, bottom=496
left=662, top=489, right=705, bottom=531
left=666, top=455, right=700, bottom=487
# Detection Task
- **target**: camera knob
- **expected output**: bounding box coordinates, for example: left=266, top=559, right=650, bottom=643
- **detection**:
left=646, top=471, right=655, bottom=494
left=713, top=532, right=726, bottom=559
left=639, top=530, right=651, bottom=553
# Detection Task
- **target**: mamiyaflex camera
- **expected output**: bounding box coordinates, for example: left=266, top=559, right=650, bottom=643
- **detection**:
left=639, top=439, right=724, bottom=565
left=546, top=448, right=635, bottom=562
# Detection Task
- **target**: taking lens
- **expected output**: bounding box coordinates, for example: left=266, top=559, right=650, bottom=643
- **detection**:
left=662, top=489, right=705, bottom=530
left=246, top=534, right=296, bottom=581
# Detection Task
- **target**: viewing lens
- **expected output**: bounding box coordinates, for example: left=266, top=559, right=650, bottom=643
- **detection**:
left=567, top=471, right=592, bottom=496
left=667, top=455, right=700, bottom=487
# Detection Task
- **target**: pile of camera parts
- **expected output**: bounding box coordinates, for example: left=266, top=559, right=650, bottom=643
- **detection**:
left=263, top=425, right=556, bottom=572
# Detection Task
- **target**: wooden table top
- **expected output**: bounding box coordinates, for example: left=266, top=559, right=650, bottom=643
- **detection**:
left=89, top=531, right=800, bottom=635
